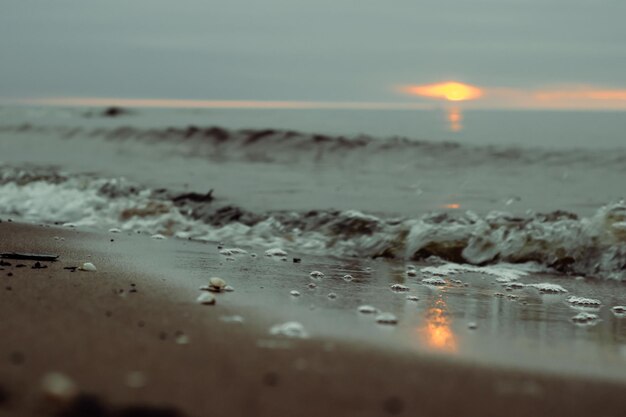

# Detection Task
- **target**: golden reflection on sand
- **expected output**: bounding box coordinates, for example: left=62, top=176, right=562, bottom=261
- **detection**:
left=421, top=296, right=457, bottom=353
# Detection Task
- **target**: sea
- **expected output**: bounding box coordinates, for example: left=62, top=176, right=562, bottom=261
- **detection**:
left=1, top=105, right=626, bottom=280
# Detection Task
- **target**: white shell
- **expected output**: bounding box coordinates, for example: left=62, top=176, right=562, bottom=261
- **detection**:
left=197, top=293, right=216, bottom=305
left=80, top=262, right=97, bottom=272
left=41, top=372, right=78, bottom=403
left=208, top=277, right=226, bottom=292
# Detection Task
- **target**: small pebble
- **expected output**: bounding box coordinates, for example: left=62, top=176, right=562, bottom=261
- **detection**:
left=343, top=274, right=354, bottom=282
left=79, top=262, right=97, bottom=272
left=572, top=312, right=599, bottom=325
left=529, top=283, right=568, bottom=294
left=327, top=292, right=337, bottom=299
left=422, top=277, right=446, bottom=286
left=290, top=290, right=301, bottom=297
left=220, top=315, right=244, bottom=323
left=309, top=271, right=324, bottom=279
left=468, top=322, right=478, bottom=330
left=406, top=270, right=417, bottom=277
left=375, top=313, right=398, bottom=325
left=307, top=283, right=317, bottom=289
left=567, top=296, right=601, bottom=307
left=196, top=293, right=216, bottom=305
left=611, top=306, right=626, bottom=317
left=265, top=248, right=287, bottom=257
left=269, top=322, right=308, bottom=339
left=406, top=295, right=419, bottom=302
left=151, top=234, right=166, bottom=240
left=390, top=284, right=410, bottom=292
left=41, top=372, right=78, bottom=403
left=357, top=305, right=378, bottom=314
left=208, top=277, right=226, bottom=292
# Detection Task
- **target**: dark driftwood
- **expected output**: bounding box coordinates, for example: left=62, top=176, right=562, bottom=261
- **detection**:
left=0, top=252, right=59, bottom=261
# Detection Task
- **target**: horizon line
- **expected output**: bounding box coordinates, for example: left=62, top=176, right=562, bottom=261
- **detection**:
left=3, top=97, right=626, bottom=111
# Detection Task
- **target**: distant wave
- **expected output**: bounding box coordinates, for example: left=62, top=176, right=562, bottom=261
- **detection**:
left=2, top=165, right=626, bottom=281
left=3, top=122, right=626, bottom=168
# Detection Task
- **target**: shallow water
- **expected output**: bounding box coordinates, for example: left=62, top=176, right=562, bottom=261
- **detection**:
left=1, top=105, right=626, bottom=280
left=91, top=231, right=626, bottom=382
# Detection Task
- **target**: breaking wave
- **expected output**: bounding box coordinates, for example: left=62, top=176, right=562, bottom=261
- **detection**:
left=2, top=166, right=626, bottom=281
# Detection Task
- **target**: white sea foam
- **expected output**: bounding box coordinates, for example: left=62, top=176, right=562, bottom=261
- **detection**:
left=2, top=167, right=626, bottom=280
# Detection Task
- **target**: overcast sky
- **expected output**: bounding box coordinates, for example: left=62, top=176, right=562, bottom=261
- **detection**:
left=2, top=0, right=625, bottom=104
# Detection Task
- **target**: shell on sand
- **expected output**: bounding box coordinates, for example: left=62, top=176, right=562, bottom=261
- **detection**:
left=79, top=262, right=97, bottom=272
left=41, top=372, right=78, bottom=403
left=197, top=293, right=216, bottom=305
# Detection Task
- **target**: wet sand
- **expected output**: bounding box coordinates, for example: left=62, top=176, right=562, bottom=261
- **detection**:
left=1, top=221, right=626, bottom=417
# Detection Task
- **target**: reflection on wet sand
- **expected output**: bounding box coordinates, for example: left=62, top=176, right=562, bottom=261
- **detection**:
left=421, top=296, right=457, bottom=352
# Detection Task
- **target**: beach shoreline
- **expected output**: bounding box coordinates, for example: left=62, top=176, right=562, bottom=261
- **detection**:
left=1, top=221, right=626, bottom=417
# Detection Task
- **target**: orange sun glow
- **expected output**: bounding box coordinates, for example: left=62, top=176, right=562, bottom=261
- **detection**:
left=403, top=82, right=483, bottom=102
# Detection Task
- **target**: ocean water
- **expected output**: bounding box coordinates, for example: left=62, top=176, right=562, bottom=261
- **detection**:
left=1, top=105, right=626, bottom=280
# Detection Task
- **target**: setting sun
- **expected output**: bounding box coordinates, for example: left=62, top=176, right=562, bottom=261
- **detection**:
left=403, top=81, right=483, bottom=102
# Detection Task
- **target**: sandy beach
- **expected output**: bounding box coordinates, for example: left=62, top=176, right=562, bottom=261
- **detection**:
left=1, top=220, right=625, bottom=417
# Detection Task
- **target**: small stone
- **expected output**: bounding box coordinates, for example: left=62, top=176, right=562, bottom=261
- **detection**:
left=571, top=312, right=599, bottom=325
left=611, top=306, right=626, bottom=317
left=309, top=271, right=324, bottom=279
left=208, top=277, right=226, bottom=292
left=422, top=277, right=446, bottom=286
left=406, top=270, right=417, bottom=277
left=406, top=295, right=419, bottom=301
left=290, top=290, right=301, bottom=297
left=79, top=262, right=97, bottom=272
left=224, top=285, right=234, bottom=292
left=390, top=284, right=410, bottom=292
left=220, top=315, right=244, bottom=323
left=529, top=283, right=568, bottom=294
left=468, top=322, right=478, bottom=330
left=41, top=372, right=78, bottom=403
left=265, top=248, right=287, bottom=257
left=343, top=274, right=354, bottom=282
left=357, top=305, right=378, bottom=314
left=567, top=296, right=601, bottom=307
left=307, top=283, right=317, bottom=289
left=196, top=293, right=216, bottom=305
left=327, top=292, right=337, bottom=299
left=151, top=234, right=166, bottom=240
left=269, top=322, right=308, bottom=338
left=375, top=313, right=398, bottom=325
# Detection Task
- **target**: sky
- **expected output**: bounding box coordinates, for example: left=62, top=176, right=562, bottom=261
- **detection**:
left=2, top=0, right=626, bottom=109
